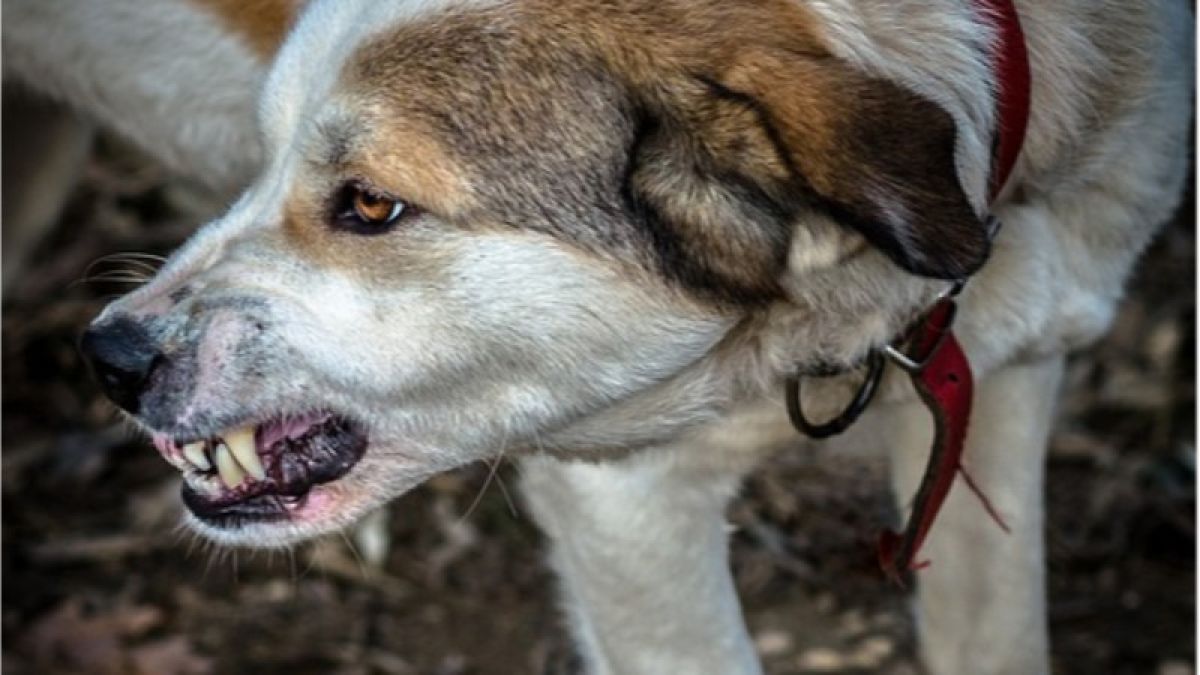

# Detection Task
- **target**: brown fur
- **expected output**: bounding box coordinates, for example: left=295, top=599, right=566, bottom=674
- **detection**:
left=191, top=0, right=303, bottom=58
left=280, top=112, right=473, bottom=278
left=283, top=0, right=986, bottom=303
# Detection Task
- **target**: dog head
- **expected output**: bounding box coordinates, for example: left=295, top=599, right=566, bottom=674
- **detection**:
left=82, top=0, right=990, bottom=545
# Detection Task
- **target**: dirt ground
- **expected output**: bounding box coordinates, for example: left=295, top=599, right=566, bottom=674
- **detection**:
left=2, top=132, right=1194, bottom=675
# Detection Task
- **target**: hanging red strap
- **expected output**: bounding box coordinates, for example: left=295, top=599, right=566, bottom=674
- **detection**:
left=877, top=301, right=996, bottom=581
left=785, top=0, right=1031, bottom=581
left=875, top=0, right=1030, bottom=580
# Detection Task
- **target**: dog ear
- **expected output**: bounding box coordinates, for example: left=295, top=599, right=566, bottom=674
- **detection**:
left=630, top=46, right=989, bottom=284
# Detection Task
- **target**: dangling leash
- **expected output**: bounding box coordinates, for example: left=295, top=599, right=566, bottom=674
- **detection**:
left=785, top=0, right=1031, bottom=583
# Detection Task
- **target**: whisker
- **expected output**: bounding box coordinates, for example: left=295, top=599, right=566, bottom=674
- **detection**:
left=493, top=466, right=519, bottom=519
left=88, top=267, right=153, bottom=278
left=96, top=251, right=167, bottom=262
left=461, top=448, right=507, bottom=522
left=90, top=251, right=167, bottom=269
left=298, top=544, right=318, bottom=581
left=79, top=272, right=151, bottom=283
left=288, top=547, right=298, bottom=584
left=72, top=270, right=153, bottom=288
left=80, top=252, right=165, bottom=290
left=338, top=530, right=370, bottom=578
left=458, top=422, right=512, bottom=522
left=83, top=256, right=156, bottom=281
left=182, top=529, right=201, bottom=560
left=102, top=257, right=160, bottom=274
left=202, top=542, right=219, bottom=581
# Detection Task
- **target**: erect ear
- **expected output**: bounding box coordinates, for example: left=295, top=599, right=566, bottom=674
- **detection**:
left=632, top=46, right=990, bottom=283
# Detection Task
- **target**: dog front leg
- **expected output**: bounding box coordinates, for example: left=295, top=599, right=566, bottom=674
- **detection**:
left=886, top=354, right=1064, bottom=675
left=520, top=451, right=762, bottom=675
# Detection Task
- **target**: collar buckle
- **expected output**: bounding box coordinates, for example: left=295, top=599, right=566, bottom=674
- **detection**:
left=880, top=293, right=960, bottom=374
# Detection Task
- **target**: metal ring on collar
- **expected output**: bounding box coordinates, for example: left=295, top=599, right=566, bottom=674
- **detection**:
left=785, top=350, right=885, bottom=439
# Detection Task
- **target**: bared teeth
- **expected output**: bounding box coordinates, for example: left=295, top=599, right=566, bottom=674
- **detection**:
left=224, top=426, right=266, bottom=480
left=182, top=442, right=212, bottom=471
left=214, top=441, right=246, bottom=488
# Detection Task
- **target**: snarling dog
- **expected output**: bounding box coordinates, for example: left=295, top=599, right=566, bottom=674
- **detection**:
left=8, top=0, right=1191, bottom=672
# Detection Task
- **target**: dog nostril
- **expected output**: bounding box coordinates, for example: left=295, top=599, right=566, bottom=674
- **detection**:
left=80, top=317, right=164, bottom=414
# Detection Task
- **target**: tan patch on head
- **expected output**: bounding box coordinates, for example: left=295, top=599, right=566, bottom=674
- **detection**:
left=192, top=0, right=304, bottom=58
left=341, top=110, right=474, bottom=219
left=280, top=112, right=473, bottom=280
left=324, top=0, right=837, bottom=303
left=278, top=205, right=461, bottom=285
left=271, top=0, right=980, bottom=302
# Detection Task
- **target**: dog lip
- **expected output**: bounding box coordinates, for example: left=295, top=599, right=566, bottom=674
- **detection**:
left=182, top=485, right=303, bottom=523
left=154, top=409, right=339, bottom=449
left=174, top=412, right=369, bottom=527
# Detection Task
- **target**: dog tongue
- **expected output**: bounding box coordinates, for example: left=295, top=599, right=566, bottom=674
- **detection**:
left=256, top=411, right=332, bottom=449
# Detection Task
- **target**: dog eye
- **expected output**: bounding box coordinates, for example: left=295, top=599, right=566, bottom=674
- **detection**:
left=333, top=183, right=413, bottom=234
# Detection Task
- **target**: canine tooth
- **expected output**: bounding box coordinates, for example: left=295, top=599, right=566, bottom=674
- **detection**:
left=214, top=442, right=246, bottom=488
left=182, top=442, right=211, bottom=471
left=224, top=426, right=265, bottom=480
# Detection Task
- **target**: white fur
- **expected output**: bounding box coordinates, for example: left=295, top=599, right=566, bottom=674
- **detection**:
left=885, top=355, right=1063, bottom=674
left=522, top=451, right=762, bottom=675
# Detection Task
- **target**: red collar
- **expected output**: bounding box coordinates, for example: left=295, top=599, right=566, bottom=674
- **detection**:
left=786, top=0, right=1032, bottom=583
left=980, top=0, right=1032, bottom=201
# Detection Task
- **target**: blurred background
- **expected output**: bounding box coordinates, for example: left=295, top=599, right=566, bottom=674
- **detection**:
left=2, top=88, right=1194, bottom=674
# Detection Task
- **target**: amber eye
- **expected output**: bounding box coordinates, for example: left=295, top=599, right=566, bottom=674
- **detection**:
left=333, top=183, right=412, bottom=234
left=353, top=189, right=403, bottom=222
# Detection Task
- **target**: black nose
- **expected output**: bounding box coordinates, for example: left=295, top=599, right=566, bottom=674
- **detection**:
left=80, top=317, right=163, bottom=414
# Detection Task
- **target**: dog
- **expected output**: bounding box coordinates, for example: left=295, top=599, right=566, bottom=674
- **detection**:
left=7, top=0, right=1192, bottom=672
